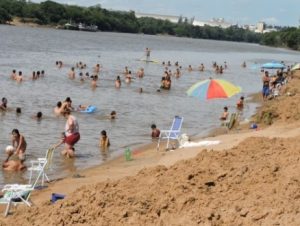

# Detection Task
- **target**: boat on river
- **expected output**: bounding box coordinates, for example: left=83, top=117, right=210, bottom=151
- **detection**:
left=64, top=22, right=98, bottom=32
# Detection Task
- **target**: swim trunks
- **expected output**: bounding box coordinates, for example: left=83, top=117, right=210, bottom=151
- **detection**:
left=65, top=132, right=80, bottom=146
left=262, top=86, right=269, bottom=96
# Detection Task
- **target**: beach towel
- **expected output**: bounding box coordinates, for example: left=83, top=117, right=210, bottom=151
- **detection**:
left=179, top=140, right=220, bottom=148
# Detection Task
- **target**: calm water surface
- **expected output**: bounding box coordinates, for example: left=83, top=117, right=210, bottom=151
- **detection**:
left=0, top=25, right=299, bottom=185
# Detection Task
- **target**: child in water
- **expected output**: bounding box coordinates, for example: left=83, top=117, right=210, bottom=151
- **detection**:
left=99, top=130, right=110, bottom=149
left=151, top=124, right=160, bottom=138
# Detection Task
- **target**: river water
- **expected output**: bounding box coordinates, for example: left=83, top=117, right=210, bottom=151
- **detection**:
left=0, top=25, right=299, bottom=185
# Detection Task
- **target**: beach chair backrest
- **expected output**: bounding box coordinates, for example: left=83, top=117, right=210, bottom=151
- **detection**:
left=169, top=116, right=183, bottom=138
left=227, top=113, right=236, bottom=129
left=44, top=148, right=54, bottom=170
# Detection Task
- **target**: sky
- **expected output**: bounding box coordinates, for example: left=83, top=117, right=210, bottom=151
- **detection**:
left=32, top=0, right=300, bottom=27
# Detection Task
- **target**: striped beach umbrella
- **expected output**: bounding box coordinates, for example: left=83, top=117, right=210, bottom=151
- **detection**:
left=187, top=79, right=241, bottom=100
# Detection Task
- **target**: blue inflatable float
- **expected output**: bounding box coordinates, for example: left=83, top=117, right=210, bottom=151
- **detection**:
left=79, top=105, right=96, bottom=113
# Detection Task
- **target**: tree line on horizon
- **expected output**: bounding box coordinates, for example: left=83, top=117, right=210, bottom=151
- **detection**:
left=0, top=0, right=299, bottom=50
left=260, top=28, right=300, bottom=51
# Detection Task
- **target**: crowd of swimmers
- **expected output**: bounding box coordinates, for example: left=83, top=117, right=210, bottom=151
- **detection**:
left=10, top=69, right=45, bottom=82
left=2, top=46, right=254, bottom=172
left=1, top=94, right=118, bottom=171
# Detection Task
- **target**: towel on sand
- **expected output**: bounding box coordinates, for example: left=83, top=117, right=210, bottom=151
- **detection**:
left=179, top=140, right=220, bottom=148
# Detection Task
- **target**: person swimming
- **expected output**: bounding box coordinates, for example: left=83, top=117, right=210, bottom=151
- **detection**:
left=68, top=67, right=75, bottom=79
left=0, top=97, right=7, bottom=111
left=54, top=101, right=63, bottom=115
left=110, top=111, right=116, bottom=120
left=115, top=76, right=121, bottom=88
left=125, top=71, right=132, bottom=83
left=16, top=107, right=21, bottom=114
left=32, top=111, right=43, bottom=120
left=10, top=69, right=17, bottom=80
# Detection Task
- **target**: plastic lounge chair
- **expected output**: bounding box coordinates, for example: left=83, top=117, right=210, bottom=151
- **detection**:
left=157, top=116, right=184, bottom=151
left=221, top=113, right=237, bottom=130
left=0, top=184, right=34, bottom=216
left=28, top=148, right=55, bottom=187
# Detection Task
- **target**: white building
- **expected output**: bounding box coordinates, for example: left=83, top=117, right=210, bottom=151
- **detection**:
left=255, top=21, right=265, bottom=33
left=135, top=12, right=232, bottom=28
left=135, top=12, right=182, bottom=24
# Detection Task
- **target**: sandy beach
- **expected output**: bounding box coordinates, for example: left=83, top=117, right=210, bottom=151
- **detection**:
left=0, top=70, right=300, bottom=225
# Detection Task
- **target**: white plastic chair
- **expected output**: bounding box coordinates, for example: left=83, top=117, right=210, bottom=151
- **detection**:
left=0, top=184, right=34, bottom=216
left=157, top=116, right=184, bottom=151
left=28, top=148, right=55, bottom=187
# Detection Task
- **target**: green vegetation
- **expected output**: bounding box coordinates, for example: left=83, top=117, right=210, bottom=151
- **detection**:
left=261, top=28, right=300, bottom=50
left=0, top=0, right=268, bottom=44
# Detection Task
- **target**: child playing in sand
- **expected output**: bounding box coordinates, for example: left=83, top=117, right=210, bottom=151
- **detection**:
left=99, top=130, right=110, bottom=149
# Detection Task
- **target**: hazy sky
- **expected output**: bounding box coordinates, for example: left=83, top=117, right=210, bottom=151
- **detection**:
left=32, top=0, right=299, bottom=26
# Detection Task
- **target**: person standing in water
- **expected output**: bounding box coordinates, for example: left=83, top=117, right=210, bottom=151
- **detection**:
left=145, top=47, right=151, bottom=61
left=63, top=110, right=80, bottom=158
left=0, top=97, right=7, bottom=111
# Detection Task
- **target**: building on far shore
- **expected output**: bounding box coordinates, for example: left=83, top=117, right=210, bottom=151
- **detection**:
left=135, top=12, right=184, bottom=24
left=255, top=21, right=265, bottom=33
left=135, top=12, right=232, bottom=28
left=193, top=18, right=232, bottom=29
left=244, top=21, right=278, bottom=33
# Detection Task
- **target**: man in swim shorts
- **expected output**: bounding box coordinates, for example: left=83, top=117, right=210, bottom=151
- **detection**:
left=63, top=110, right=80, bottom=158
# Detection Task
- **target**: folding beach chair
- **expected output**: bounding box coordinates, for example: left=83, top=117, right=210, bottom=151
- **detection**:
left=28, top=148, right=55, bottom=187
left=221, top=113, right=237, bottom=130
left=157, top=116, right=184, bottom=151
left=0, top=184, right=34, bottom=216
